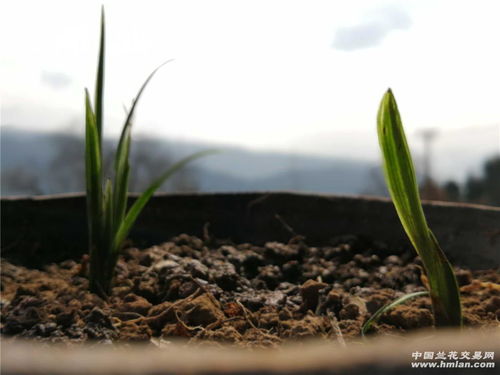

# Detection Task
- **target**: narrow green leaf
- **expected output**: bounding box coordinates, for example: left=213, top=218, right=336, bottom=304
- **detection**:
left=112, top=60, right=172, bottom=234
left=84, top=88, right=102, bottom=242
left=377, top=89, right=462, bottom=327
left=102, top=178, right=114, bottom=252
left=94, top=6, right=105, bottom=142
left=377, top=90, right=428, bottom=252
left=85, top=8, right=215, bottom=295
left=112, top=124, right=131, bottom=232
left=116, top=59, right=174, bottom=160
left=113, top=150, right=217, bottom=251
left=425, top=230, right=463, bottom=326
left=362, top=291, right=429, bottom=336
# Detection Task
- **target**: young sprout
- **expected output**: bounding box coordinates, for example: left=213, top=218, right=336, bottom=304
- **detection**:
left=85, top=8, right=214, bottom=295
left=376, top=89, right=462, bottom=327
left=362, top=291, right=429, bottom=335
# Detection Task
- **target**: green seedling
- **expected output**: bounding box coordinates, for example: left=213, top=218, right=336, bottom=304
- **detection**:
left=362, top=291, right=429, bottom=335
left=85, top=9, right=213, bottom=295
left=375, top=89, right=462, bottom=327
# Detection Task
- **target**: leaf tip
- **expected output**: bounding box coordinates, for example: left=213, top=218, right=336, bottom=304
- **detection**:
left=384, top=88, right=395, bottom=101
left=85, top=88, right=91, bottom=101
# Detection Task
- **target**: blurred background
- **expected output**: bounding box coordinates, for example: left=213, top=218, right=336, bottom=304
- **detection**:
left=1, top=0, right=499, bottom=205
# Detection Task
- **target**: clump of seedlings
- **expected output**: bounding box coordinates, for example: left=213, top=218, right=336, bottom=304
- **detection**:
left=369, top=89, right=462, bottom=328
left=85, top=9, right=212, bottom=295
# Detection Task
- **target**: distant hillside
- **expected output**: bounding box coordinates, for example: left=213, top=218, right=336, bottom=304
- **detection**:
left=1, top=127, right=378, bottom=196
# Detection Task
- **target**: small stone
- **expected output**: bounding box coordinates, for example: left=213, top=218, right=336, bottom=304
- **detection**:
left=264, top=242, right=299, bottom=262
left=21, top=306, right=43, bottom=329
left=365, top=294, right=391, bottom=314
left=183, top=259, right=209, bottom=280
left=264, top=290, right=286, bottom=308
left=326, top=290, right=343, bottom=307
left=384, top=255, right=403, bottom=266
left=35, top=322, right=57, bottom=336
left=343, top=277, right=362, bottom=289
left=485, top=296, right=500, bottom=313
left=85, top=307, right=114, bottom=329
left=211, top=261, right=239, bottom=291
left=300, top=279, right=328, bottom=312
left=240, top=295, right=265, bottom=311
left=59, top=260, right=77, bottom=269
left=153, top=260, right=180, bottom=273
left=242, top=252, right=264, bottom=273
left=342, top=295, right=367, bottom=317
left=118, top=320, right=152, bottom=342
left=120, top=293, right=153, bottom=315
left=339, top=303, right=360, bottom=320
left=182, top=294, right=225, bottom=326
left=178, top=281, right=198, bottom=298
left=278, top=308, right=293, bottom=321
left=257, top=265, right=283, bottom=290
left=146, top=301, right=176, bottom=332
left=282, top=260, right=301, bottom=281
left=56, top=310, right=76, bottom=327
left=455, top=269, right=473, bottom=286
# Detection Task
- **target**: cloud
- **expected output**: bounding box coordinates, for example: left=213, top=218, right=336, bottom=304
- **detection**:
left=41, top=70, right=72, bottom=90
left=332, top=6, right=412, bottom=51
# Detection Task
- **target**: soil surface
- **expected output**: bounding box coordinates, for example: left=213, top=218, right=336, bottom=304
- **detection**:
left=1, top=234, right=499, bottom=348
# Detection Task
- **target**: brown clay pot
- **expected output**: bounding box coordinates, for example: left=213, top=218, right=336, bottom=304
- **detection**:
left=1, top=192, right=499, bottom=374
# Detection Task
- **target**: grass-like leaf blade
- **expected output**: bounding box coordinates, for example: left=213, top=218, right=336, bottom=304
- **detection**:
left=117, top=59, right=174, bottom=152
left=113, top=150, right=217, bottom=251
left=102, top=178, right=114, bottom=250
left=112, top=60, right=172, bottom=239
left=112, top=124, right=131, bottom=236
left=85, top=88, right=104, bottom=293
left=94, top=6, right=105, bottom=142
left=84, top=89, right=102, bottom=239
left=377, top=89, right=462, bottom=327
left=85, top=9, right=215, bottom=295
left=362, top=291, right=429, bottom=336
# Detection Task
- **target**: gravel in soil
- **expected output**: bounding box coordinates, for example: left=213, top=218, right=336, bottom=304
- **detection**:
left=1, top=234, right=499, bottom=348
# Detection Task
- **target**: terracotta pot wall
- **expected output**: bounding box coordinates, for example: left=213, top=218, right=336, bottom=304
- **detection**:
left=2, top=192, right=499, bottom=268
left=2, top=193, right=499, bottom=375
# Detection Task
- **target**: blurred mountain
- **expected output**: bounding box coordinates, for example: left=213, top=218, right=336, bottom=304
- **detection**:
left=1, top=127, right=377, bottom=196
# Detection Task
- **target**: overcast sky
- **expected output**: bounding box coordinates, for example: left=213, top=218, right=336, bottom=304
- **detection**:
left=1, top=0, right=499, bottom=162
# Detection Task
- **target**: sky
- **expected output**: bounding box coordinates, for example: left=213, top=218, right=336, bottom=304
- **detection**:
left=1, top=0, right=499, bottom=167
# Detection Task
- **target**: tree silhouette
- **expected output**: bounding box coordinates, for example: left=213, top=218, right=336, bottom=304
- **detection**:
left=465, top=156, right=500, bottom=206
